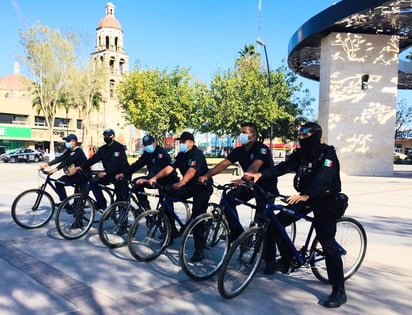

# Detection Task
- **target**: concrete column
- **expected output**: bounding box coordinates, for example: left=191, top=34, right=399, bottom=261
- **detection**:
left=319, top=32, right=399, bottom=176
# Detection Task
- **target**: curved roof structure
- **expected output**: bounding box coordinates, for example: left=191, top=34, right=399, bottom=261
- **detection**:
left=288, top=0, right=412, bottom=89
left=96, top=2, right=122, bottom=31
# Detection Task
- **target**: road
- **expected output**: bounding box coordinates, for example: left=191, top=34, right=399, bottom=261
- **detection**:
left=0, top=162, right=411, bottom=314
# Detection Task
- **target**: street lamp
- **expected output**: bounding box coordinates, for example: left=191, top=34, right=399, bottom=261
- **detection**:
left=256, top=39, right=273, bottom=153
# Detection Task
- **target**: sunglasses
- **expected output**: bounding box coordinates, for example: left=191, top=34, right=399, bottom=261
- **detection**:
left=298, top=127, right=313, bottom=137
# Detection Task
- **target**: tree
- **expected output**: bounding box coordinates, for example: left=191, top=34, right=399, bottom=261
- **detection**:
left=19, top=22, right=78, bottom=154
left=204, top=45, right=308, bottom=143
left=66, top=61, right=107, bottom=149
left=396, top=99, right=412, bottom=138
left=117, top=66, right=207, bottom=144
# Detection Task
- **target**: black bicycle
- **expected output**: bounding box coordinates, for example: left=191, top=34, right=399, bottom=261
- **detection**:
left=179, top=183, right=296, bottom=281
left=218, top=188, right=367, bottom=299
left=54, top=175, right=115, bottom=240
left=11, top=169, right=76, bottom=229
left=98, top=180, right=157, bottom=248
left=127, top=183, right=198, bottom=262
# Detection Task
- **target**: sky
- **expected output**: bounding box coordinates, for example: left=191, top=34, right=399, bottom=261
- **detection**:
left=1, top=0, right=411, bottom=116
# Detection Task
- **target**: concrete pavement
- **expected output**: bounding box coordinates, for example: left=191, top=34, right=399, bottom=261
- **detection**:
left=0, top=162, right=411, bottom=314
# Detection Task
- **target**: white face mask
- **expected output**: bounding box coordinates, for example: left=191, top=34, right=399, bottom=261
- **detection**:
left=143, top=144, right=155, bottom=154
left=239, top=133, right=251, bottom=145
left=179, top=143, right=188, bottom=153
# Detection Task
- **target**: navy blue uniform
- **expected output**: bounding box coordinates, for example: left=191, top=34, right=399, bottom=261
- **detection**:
left=122, top=146, right=179, bottom=209
left=225, top=141, right=276, bottom=240
left=263, top=144, right=344, bottom=290
left=169, top=145, right=212, bottom=247
left=48, top=147, right=89, bottom=200
left=84, top=141, right=129, bottom=206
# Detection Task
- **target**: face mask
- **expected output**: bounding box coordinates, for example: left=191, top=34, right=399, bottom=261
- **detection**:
left=64, top=142, right=72, bottom=149
left=179, top=143, right=188, bottom=153
left=239, top=133, right=251, bottom=145
left=143, top=144, right=155, bottom=154
left=103, top=137, right=113, bottom=144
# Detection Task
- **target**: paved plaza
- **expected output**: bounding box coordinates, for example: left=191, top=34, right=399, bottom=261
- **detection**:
left=0, top=162, right=411, bottom=315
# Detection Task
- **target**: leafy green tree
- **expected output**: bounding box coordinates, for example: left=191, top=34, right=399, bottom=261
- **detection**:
left=117, top=66, right=207, bottom=144
left=66, top=61, right=107, bottom=148
left=19, top=22, right=78, bottom=154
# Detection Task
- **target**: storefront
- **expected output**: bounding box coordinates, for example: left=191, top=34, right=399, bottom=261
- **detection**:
left=0, top=125, right=32, bottom=151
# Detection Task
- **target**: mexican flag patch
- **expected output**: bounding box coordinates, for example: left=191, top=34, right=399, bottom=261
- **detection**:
left=260, top=148, right=267, bottom=155
left=324, top=159, right=333, bottom=168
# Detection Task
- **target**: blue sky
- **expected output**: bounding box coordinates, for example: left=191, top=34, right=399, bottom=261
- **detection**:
left=1, top=0, right=411, bottom=115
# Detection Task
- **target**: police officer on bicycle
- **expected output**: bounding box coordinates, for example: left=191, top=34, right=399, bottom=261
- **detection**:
left=115, top=135, right=179, bottom=210
left=40, top=134, right=89, bottom=201
left=148, top=131, right=212, bottom=262
left=199, top=122, right=277, bottom=242
left=246, top=122, right=347, bottom=308
left=81, top=128, right=129, bottom=208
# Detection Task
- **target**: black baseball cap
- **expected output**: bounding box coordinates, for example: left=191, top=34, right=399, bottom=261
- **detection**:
left=176, top=131, right=194, bottom=142
left=63, top=134, right=78, bottom=142
left=103, top=128, right=115, bottom=136
left=143, top=135, right=155, bottom=146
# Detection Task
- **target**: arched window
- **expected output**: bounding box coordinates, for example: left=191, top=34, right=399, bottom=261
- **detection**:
left=109, top=80, right=115, bottom=98
left=115, top=37, right=118, bottom=51
left=105, top=36, right=109, bottom=49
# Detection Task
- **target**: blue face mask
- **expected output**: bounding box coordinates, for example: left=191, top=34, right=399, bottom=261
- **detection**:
left=179, top=143, right=188, bottom=153
left=143, top=144, right=155, bottom=154
left=239, top=133, right=251, bottom=145
left=65, top=142, right=72, bottom=149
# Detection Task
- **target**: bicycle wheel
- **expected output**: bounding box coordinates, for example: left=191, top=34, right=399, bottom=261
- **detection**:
left=55, top=193, right=95, bottom=240
left=128, top=209, right=171, bottom=261
left=218, top=226, right=265, bottom=299
left=179, top=205, right=230, bottom=281
left=310, top=217, right=367, bottom=283
left=11, top=189, right=55, bottom=229
left=92, top=187, right=114, bottom=223
left=172, top=201, right=191, bottom=232
left=286, top=221, right=296, bottom=243
left=98, top=200, right=140, bottom=248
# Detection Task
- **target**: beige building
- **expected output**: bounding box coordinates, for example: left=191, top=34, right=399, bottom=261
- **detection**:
left=0, top=2, right=136, bottom=154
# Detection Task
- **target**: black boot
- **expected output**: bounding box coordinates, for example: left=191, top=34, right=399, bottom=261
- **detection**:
left=322, top=287, right=347, bottom=308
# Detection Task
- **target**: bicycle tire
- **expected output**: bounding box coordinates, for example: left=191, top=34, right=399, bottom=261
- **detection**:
left=171, top=201, right=191, bottom=232
left=55, top=193, right=95, bottom=240
left=310, top=216, right=367, bottom=283
left=98, top=200, right=141, bottom=248
left=179, top=204, right=230, bottom=281
left=127, top=209, right=171, bottom=262
left=11, top=189, right=55, bottom=229
left=218, top=226, right=265, bottom=299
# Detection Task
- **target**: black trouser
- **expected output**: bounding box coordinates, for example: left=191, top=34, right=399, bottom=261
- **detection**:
left=264, top=201, right=344, bottom=290
left=55, top=173, right=89, bottom=201
left=225, top=185, right=271, bottom=241
left=165, top=183, right=213, bottom=249
left=131, top=176, right=152, bottom=210
left=91, top=175, right=129, bottom=209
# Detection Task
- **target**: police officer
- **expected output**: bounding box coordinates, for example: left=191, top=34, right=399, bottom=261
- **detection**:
left=40, top=134, right=89, bottom=201
left=149, top=131, right=212, bottom=262
left=246, top=122, right=346, bottom=308
left=199, top=122, right=277, bottom=241
left=82, top=128, right=129, bottom=208
left=115, top=135, right=179, bottom=210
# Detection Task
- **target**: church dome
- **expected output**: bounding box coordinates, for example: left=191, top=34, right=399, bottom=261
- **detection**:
left=96, top=2, right=122, bottom=31
left=0, top=63, right=31, bottom=91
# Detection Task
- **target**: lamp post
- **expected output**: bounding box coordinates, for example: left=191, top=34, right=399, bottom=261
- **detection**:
left=256, top=39, right=273, bottom=154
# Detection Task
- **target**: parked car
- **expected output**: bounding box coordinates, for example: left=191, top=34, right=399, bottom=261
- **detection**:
left=3, top=148, right=46, bottom=163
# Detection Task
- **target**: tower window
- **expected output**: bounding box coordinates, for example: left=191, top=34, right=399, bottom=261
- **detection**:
left=106, top=36, right=109, bottom=49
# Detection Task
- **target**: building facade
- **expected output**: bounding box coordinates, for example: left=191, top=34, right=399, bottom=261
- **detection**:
left=0, top=2, right=136, bottom=154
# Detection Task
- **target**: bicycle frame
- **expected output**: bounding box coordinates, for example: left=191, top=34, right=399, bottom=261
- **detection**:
left=263, top=201, right=319, bottom=266
left=156, top=187, right=193, bottom=228
left=215, top=183, right=258, bottom=233
left=37, top=170, right=75, bottom=205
